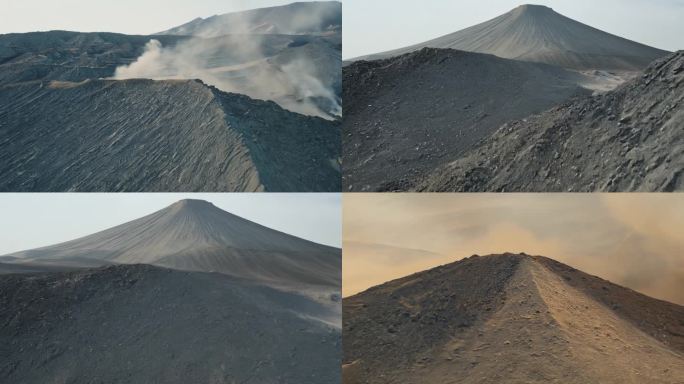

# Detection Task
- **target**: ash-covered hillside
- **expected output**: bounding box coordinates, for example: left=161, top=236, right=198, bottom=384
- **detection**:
left=0, top=265, right=340, bottom=384
left=0, top=199, right=342, bottom=383
left=343, top=48, right=590, bottom=191
left=419, top=50, right=684, bottom=192
left=0, top=79, right=340, bottom=192
left=343, top=253, right=684, bottom=384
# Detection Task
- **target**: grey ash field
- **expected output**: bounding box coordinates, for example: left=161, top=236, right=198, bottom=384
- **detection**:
left=0, top=1, right=342, bottom=192
left=0, top=199, right=341, bottom=383
left=343, top=4, right=682, bottom=192
left=343, top=253, right=684, bottom=384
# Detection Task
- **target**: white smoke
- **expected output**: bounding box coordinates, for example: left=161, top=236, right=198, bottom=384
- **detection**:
left=113, top=37, right=341, bottom=120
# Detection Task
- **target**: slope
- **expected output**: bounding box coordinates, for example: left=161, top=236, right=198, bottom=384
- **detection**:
left=4, top=199, right=341, bottom=293
left=0, top=31, right=186, bottom=86
left=0, top=264, right=340, bottom=384
left=351, top=4, right=668, bottom=71
left=0, top=79, right=341, bottom=192
left=342, top=48, right=590, bottom=191
left=158, top=1, right=342, bottom=36
left=343, top=253, right=684, bottom=384
left=418, top=50, right=684, bottom=192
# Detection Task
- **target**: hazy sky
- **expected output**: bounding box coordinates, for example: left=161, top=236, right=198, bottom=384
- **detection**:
left=0, top=193, right=341, bottom=254
left=0, top=0, right=296, bottom=35
left=343, top=0, right=684, bottom=59
left=344, top=194, right=684, bottom=305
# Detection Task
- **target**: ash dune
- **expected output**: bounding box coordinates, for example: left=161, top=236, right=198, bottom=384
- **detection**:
left=0, top=78, right=340, bottom=192
left=0, top=264, right=340, bottom=384
left=343, top=47, right=590, bottom=191
left=351, top=4, right=668, bottom=71
left=419, top=50, right=684, bottom=192
left=4, top=199, right=341, bottom=293
left=343, top=253, right=684, bottom=384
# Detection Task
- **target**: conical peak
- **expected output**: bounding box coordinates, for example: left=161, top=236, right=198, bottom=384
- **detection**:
left=170, top=199, right=215, bottom=209
left=513, top=4, right=554, bottom=14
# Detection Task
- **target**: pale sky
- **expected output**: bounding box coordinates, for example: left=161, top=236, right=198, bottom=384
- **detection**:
left=344, top=194, right=684, bottom=305
left=0, top=193, right=341, bottom=254
left=0, top=0, right=296, bottom=35
left=343, top=0, right=684, bottom=59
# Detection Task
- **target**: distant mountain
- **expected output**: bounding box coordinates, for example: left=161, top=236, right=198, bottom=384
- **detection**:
left=343, top=253, right=684, bottom=384
left=418, top=50, right=684, bottom=192
left=0, top=79, right=340, bottom=192
left=4, top=199, right=341, bottom=292
left=343, top=48, right=590, bottom=191
left=351, top=4, right=668, bottom=71
left=0, top=264, right=340, bottom=384
left=158, top=1, right=341, bottom=37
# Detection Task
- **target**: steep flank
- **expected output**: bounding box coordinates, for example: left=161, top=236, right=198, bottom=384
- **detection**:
left=0, top=265, right=340, bottom=384
left=351, top=4, right=668, bottom=71
left=0, top=79, right=340, bottom=192
left=342, top=48, right=590, bottom=191
left=158, top=1, right=342, bottom=36
left=343, top=253, right=684, bottom=384
left=4, top=199, right=341, bottom=291
left=418, top=51, right=684, bottom=192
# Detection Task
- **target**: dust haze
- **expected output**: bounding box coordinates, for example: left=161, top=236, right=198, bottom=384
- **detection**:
left=344, top=194, right=684, bottom=304
left=113, top=8, right=342, bottom=119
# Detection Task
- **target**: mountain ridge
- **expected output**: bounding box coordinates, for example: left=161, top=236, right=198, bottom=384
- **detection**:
left=418, top=50, right=684, bottom=192
left=343, top=253, right=684, bottom=383
left=342, top=47, right=591, bottom=191
left=0, top=78, right=341, bottom=192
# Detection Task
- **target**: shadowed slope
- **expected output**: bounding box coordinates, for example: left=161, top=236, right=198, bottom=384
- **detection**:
left=351, top=4, right=668, bottom=71
left=342, top=48, right=590, bottom=191
left=343, top=253, right=684, bottom=384
left=0, top=264, right=340, bottom=384
left=419, top=51, right=684, bottom=192
left=0, top=79, right=340, bottom=192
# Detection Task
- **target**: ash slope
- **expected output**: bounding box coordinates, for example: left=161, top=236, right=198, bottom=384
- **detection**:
left=343, top=48, right=590, bottom=191
left=158, top=1, right=341, bottom=37
left=419, top=50, right=684, bottom=192
left=0, top=264, right=340, bottom=384
left=0, top=31, right=186, bottom=86
left=0, top=79, right=340, bottom=192
left=351, top=4, right=668, bottom=71
left=4, top=199, right=341, bottom=293
left=343, top=253, right=684, bottom=384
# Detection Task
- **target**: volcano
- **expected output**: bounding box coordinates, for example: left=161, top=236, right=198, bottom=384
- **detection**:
left=343, top=253, right=684, bottom=384
left=0, top=199, right=341, bottom=383
left=351, top=4, right=668, bottom=71
left=3, top=199, right=340, bottom=293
